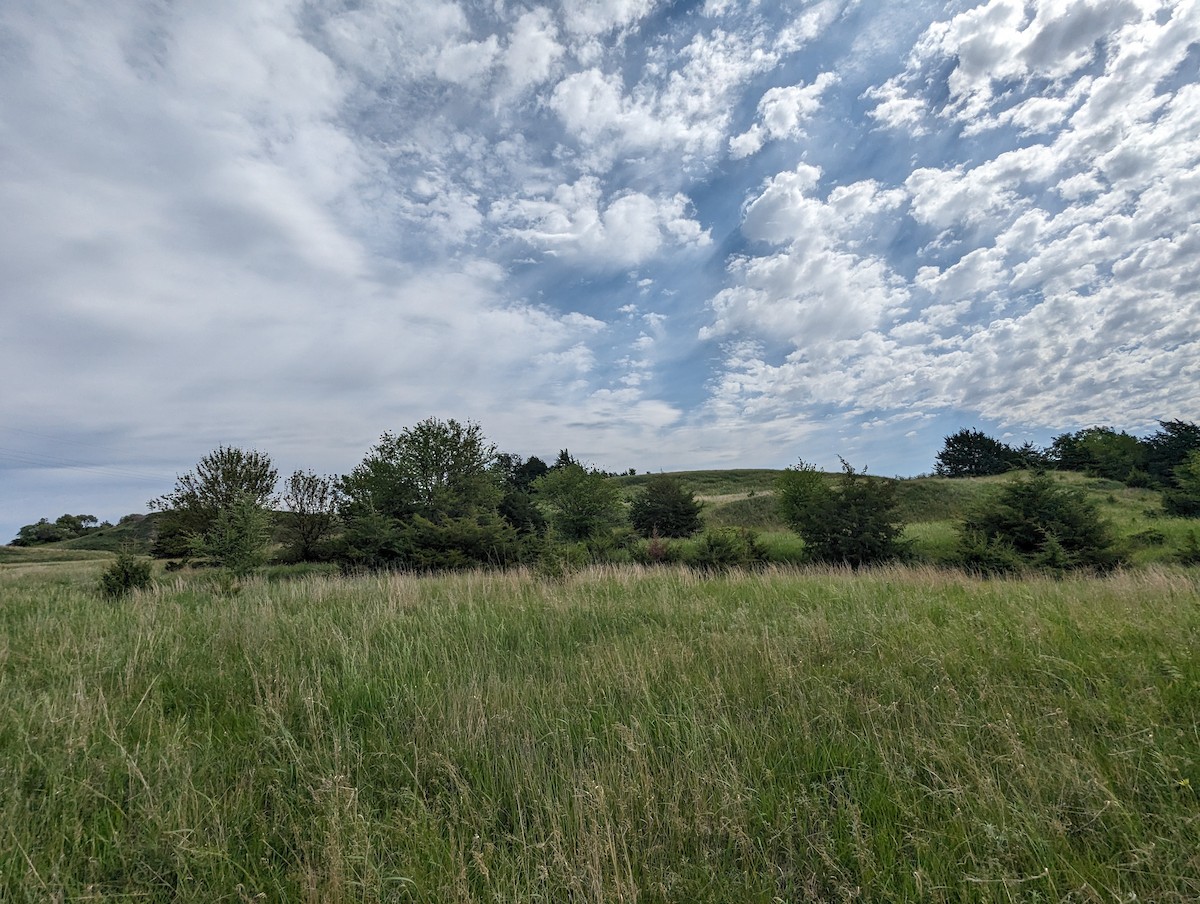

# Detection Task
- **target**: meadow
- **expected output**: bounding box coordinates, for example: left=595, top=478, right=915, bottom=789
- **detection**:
left=2, top=558, right=1197, bottom=902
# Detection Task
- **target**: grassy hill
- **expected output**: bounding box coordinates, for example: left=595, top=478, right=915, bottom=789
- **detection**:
left=9, top=470, right=1199, bottom=567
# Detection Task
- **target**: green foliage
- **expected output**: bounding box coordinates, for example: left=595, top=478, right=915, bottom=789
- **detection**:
left=397, top=513, right=524, bottom=571
left=1144, top=419, right=1200, bottom=485
left=340, top=418, right=499, bottom=523
left=1163, top=449, right=1200, bottom=517
left=97, top=549, right=153, bottom=598
left=279, top=470, right=340, bottom=562
left=958, top=471, right=1118, bottom=572
left=534, top=463, right=624, bottom=542
left=150, top=446, right=278, bottom=564
left=777, top=460, right=907, bottom=567
left=493, top=453, right=549, bottom=535
left=628, top=474, right=704, bottom=538
left=686, top=527, right=766, bottom=572
left=934, top=429, right=1020, bottom=477
left=1049, top=426, right=1146, bottom=481
left=11, top=513, right=101, bottom=546
left=188, top=495, right=273, bottom=576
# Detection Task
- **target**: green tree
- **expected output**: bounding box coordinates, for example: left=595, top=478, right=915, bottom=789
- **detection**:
left=337, top=418, right=518, bottom=570
left=1144, top=419, right=1200, bottom=485
left=279, top=470, right=341, bottom=562
left=534, top=463, right=624, bottom=542
left=493, top=453, right=549, bottom=535
left=189, top=495, right=274, bottom=575
left=934, top=429, right=1020, bottom=477
left=98, top=548, right=153, bottom=598
left=10, top=513, right=100, bottom=546
left=1049, top=427, right=1145, bottom=481
left=149, top=446, right=278, bottom=565
left=1163, top=449, right=1200, bottom=517
left=628, top=475, right=704, bottom=538
left=340, top=418, right=499, bottom=522
left=777, top=460, right=906, bottom=567
left=958, top=471, right=1117, bottom=572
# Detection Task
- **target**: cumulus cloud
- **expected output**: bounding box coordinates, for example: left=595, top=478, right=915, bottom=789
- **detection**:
left=491, top=177, right=710, bottom=267
left=730, top=72, right=838, bottom=158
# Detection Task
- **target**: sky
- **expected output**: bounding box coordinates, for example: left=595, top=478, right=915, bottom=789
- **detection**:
left=2, top=0, right=1199, bottom=539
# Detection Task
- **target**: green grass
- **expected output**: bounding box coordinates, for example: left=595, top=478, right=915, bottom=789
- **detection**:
left=2, top=562, right=1197, bottom=902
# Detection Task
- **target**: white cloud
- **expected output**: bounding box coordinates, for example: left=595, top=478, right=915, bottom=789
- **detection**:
left=501, top=8, right=565, bottom=94
left=551, top=28, right=778, bottom=168
left=561, top=0, right=659, bottom=36
left=730, top=72, right=838, bottom=158
left=702, top=166, right=909, bottom=347
left=491, top=177, right=710, bottom=267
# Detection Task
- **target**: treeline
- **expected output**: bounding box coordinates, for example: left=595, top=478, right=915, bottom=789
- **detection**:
left=14, top=416, right=1200, bottom=587
left=142, top=418, right=707, bottom=575
left=10, top=513, right=110, bottom=546
left=934, top=420, right=1200, bottom=515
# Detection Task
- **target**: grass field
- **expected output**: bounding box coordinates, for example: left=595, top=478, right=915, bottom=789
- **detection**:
left=2, top=561, right=1197, bottom=902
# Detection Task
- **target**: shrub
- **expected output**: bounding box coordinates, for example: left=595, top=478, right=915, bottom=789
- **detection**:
left=957, top=471, right=1118, bottom=572
left=687, top=528, right=766, bottom=572
left=98, top=549, right=153, bottom=598
left=777, top=460, right=907, bottom=567
left=1162, top=450, right=1200, bottom=517
left=628, top=475, right=703, bottom=538
left=534, top=463, right=624, bottom=542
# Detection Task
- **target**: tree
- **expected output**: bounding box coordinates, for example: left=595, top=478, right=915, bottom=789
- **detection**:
left=1144, top=419, right=1200, bottom=485
left=777, top=460, right=906, bottom=567
left=934, top=429, right=1020, bottom=477
left=279, top=470, right=341, bottom=561
left=1049, top=427, right=1145, bottom=481
left=1163, top=449, right=1200, bottom=517
left=533, top=463, right=624, bottom=542
left=337, top=418, right=518, bottom=570
left=10, top=513, right=100, bottom=546
left=493, top=453, right=549, bottom=535
left=628, top=475, right=703, bottom=538
left=958, top=471, right=1117, bottom=572
left=149, top=446, right=278, bottom=566
left=189, top=496, right=273, bottom=575
left=340, top=418, right=499, bottom=522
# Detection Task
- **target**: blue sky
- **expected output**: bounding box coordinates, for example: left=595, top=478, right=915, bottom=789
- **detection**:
left=2, top=0, right=1198, bottom=538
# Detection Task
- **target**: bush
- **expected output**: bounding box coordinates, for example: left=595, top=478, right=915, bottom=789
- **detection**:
left=777, top=460, right=907, bottom=567
left=957, top=471, right=1118, bottom=572
left=534, top=464, right=624, bottom=542
left=686, top=528, right=766, bottom=572
left=628, top=475, right=703, bottom=538
left=98, top=549, right=153, bottom=598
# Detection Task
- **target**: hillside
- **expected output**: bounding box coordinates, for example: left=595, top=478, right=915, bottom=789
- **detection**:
left=8, top=469, right=1198, bottom=568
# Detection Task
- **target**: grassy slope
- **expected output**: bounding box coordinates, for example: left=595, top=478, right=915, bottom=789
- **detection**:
left=1, top=564, right=1197, bottom=902
left=11, top=470, right=1199, bottom=566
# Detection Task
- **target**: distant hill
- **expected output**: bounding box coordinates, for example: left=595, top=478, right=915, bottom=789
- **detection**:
left=55, top=512, right=163, bottom=554
left=5, top=469, right=1191, bottom=568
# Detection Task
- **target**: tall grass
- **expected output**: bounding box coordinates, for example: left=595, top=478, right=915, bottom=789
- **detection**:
left=2, top=563, right=1197, bottom=902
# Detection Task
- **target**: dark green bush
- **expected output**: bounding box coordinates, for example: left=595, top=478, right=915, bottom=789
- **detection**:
left=628, top=475, right=703, bottom=538
left=98, top=550, right=153, bottom=598
left=777, top=460, right=907, bottom=567
left=958, top=472, right=1118, bottom=572
left=686, top=528, right=766, bottom=572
